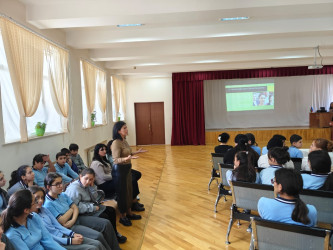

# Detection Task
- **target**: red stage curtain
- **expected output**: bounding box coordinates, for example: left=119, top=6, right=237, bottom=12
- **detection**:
left=171, top=80, right=205, bottom=145
left=171, top=65, right=333, bottom=145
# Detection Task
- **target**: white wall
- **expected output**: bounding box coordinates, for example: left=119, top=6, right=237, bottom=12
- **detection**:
left=125, top=77, right=172, bottom=146
left=0, top=0, right=114, bottom=187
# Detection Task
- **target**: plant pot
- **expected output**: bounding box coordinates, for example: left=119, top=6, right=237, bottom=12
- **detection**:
left=35, top=128, right=45, bottom=136
left=91, top=121, right=95, bottom=127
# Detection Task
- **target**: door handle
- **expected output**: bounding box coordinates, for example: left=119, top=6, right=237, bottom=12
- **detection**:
left=148, top=123, right=151, bottom=132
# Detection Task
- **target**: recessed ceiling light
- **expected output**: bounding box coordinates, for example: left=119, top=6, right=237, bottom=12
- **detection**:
left=116, top=24, right=143, bottom=27
left=220, top=17, right=249, bottom=21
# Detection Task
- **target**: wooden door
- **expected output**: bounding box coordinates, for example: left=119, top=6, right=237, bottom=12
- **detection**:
left=135, top=102, right=165, bottom=145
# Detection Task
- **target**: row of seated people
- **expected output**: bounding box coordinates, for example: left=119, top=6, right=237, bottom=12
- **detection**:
left=0, top=136, right=146, bottom=249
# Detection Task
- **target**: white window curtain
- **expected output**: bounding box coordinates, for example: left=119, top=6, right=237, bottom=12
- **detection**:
left=111, top=76, right=126, bottom=122
left=80, top=60, right=105, bottom=128
left=0, top=17, right=68, bottom=143
left=311, top=74, right=333, bottom=111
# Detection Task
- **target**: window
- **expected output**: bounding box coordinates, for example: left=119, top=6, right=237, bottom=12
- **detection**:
left=111, top=76, right=126, bottom=122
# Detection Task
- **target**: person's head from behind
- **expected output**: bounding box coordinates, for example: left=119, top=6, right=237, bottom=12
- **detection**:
left=55, top=152, right=67, bottom=166
left=1, top=189, right=34, bottom=232
left=28, top=186, right=45, bottom=212
left=79, top=168, right=95, bottom=187
left=290, top=134, right=303, bottom=148
left=218, top=133, right=230, bottom=144
left=106, top=140, right=114, bottom=156
left=113, top=121, right=127, bottom=140
left=268, top=147, right=290, bottom=166
left=310, top=138, right=333, bottom=152
left=93, top=144, right=107, bottom=162
left=45, top=172, right=63, bottom=195
left=245, top=133, right=256, bottom=146
left=308, top=150, right=331, bottom=174
left=0, top=171, right=6, bottom=188
left=69, top=143, right=79, bottom=156
left=32, top=154, right=46, bottom=170
left=266, top=137, right=283, bottom=151
left=272, top=134, right=286, bottom=146
left=234, top=134, right=247, bottom=145
left=9, top=165, right=35, bottom=188
left=273, top=168, right=310, bottom=225
left=234, top=151, right=248, bottom=169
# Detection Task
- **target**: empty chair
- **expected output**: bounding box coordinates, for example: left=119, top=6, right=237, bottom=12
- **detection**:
left=214, top=163, right=233, bottom=212
left=208, top=153, right=224, bottom=190
left=250, top=217, right=330, bottom=250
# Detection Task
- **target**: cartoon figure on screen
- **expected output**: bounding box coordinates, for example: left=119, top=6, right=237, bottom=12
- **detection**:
left=269, top=94, right=274, bottom=106
left=253, top=93, right=259, bottom=106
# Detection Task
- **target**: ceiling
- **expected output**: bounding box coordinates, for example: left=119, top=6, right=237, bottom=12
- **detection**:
left=18, top=0, right=333, bottom=78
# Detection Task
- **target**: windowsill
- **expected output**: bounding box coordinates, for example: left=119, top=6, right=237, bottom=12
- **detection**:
left=82, top=124, right=106, bottom=130
left=3, top=131, right=66, bottom=145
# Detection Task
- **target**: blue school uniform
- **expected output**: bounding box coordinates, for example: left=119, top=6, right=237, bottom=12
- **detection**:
left=258, top=197, right=317, bottom=227
left=55, top=163, right=79, bottom=184
left=301, top=173, right=328, bottom=190
left=43, top=193, right=73, bottom=219
left=261, top=146, right=268, bottom=155
left=32, top=167, right=48, bottom=187
left=288, top=146, right=303, bottom=158
left=251, top=145, right=261, bottom=156
left=5, top=212, right=64, bottom=250
left=259, top=165, right=282, bottom=185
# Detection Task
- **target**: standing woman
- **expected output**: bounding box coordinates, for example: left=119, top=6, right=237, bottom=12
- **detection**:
left=2, top=189, right=65, bottom=250
left=111, top=121, right=147, bottom=226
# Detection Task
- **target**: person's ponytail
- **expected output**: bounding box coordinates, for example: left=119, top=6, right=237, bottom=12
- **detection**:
left=1, top=207, right=13, bottom=232
left=291, top=196, right=310, bottom=225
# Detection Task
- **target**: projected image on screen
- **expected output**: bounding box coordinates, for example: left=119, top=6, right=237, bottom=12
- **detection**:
left=226, top=83, right=274, bottom=111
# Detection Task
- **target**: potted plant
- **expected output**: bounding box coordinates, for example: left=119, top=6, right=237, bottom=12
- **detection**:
left=35, top=122, right=46, bottom=136
left=91, top=111, right=96, bottom=127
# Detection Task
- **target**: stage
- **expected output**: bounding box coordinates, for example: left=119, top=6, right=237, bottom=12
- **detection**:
left=205, top=126, right=331, bottom=147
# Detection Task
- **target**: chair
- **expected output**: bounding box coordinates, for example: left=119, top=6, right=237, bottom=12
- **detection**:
left=225, top=181, right=274, bottom=244
left=300, top=189, right=333, bottom=226
left=290, top=157, right=302, bottom=173
left=214, top=163, right=233, bottom=212
left=250, top=217, right=330, bottom=250
left=208, top=153, right=224, bottom=190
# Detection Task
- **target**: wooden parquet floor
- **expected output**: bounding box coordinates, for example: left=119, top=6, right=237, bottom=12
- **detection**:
left=113, top=145, right=252, bottom=250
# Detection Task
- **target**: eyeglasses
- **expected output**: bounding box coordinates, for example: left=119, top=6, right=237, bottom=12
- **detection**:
left=271, top=178, right=276, bottom=185
left=51, top=182, right=63, bottom=188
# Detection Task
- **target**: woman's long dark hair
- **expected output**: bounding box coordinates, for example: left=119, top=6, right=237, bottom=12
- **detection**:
left=268, top=147, right=290, bottom=165
left=233, top=135, right=259, bottom=168
left=1, top=189, right=32, bottom=232
left=308, top=150, right=331, bottom=174
left=93, top=143, right=111, bottom=167
left=232, top=151, right=256, bottom=183
left=113, top=121, right=126, bottom=140
left=245, top=133, right=257, bottom=146
left=8, top=165, right=30, bottom=189
left=275, top=168, right=310, bottom=225
left=106, top=140, right=114, bottom=156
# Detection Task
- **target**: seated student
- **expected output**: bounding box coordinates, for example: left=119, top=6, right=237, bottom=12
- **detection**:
left=69, top=144, right=87, bottom=173
left=224, top=134, right=259, bottom=167
left=61, top=148, right=79, bottom=174
left=0, top=217, right=14, bottom=250
left=43, top=173, right=120, bottom=250
left=226, top=151, right=258, bottom=185
left=245, top=133, right=261, bottom=156
left=106, top=140, right=144, bottom=212
left=302, top=138, right=333, bottom=171
left=0, top=171, right=9, bottom=213
left=29, top=186, right=105, bottom=250
left=32, top=154, right=57, bottom=187
left=258, top=168, right=317, bottom=227
left=261, top=134, right=286, bottom=155
left=288, top=134, right=303, bottom=158
left=2, top=189, right=65, bottom=250
left=260, top=147, right=290, bottom=185
left=7, top=165, right=35, bottom=197
left=65, top=168, right=127, bottom=244
left=54, top=152, right=79, bottom=184
left=302, top=150, right=331, bottom=190
left=214, top=133, right=233, bottom=154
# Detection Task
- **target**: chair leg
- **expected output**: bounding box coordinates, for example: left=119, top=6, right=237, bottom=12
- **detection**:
left=237, top=220, right=241, bottom=226
left=208, top=177, right=213, bottom=191
left=214, top=184, right=222, bottom=213
left=225, top=218, right=234, bottom=245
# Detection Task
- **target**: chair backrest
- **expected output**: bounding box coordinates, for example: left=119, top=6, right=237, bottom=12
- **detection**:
left=291, top=157, right=302, bottom=173
left=300, top=189, right=333, bottom=225
left=231, top=181, right=274, bottom=211
left=218, top=163, right=233, bottom=187
left=251, top=217, right=330, bottom=250
left=211, top=153, right=224, bottom=171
